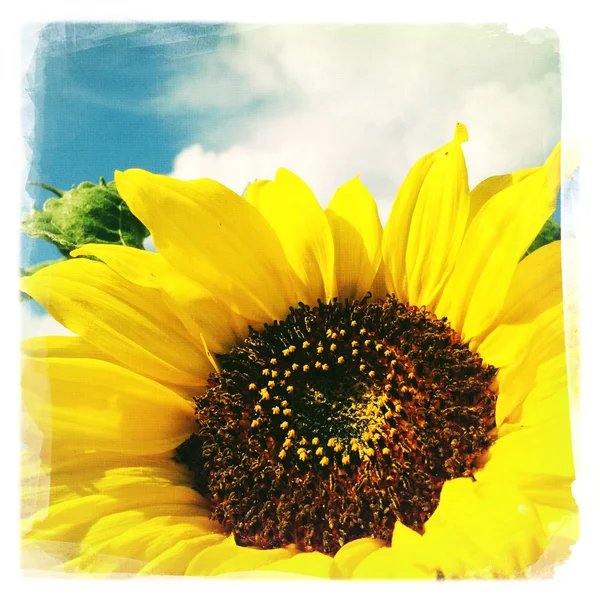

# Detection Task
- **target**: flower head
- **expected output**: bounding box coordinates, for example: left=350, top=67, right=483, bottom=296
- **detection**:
left=21, top=124, right=576, bottom=578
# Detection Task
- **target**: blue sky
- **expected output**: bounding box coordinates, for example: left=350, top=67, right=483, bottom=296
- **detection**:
left=21, top=22, right=563, bottom=330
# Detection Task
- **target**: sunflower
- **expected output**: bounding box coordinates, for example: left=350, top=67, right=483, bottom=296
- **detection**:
left=21, top=124, right=577, bottom=579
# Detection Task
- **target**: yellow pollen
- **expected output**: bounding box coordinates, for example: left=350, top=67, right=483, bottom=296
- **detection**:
left=331, top=332, right=338, bottom=339
left=342, top=455, right=350, bottom=465
left=362, top=432, right=371, bottom=441
left=288, top=345, right=297, bottom=353
left=262, top=368, right=270, bottom=376
left=302, top=341, right=310, bottom=349
left=251, top=419, right=260, bottom=428
left=373, top=433, right=381, bottom=442
left=330, top=343, right=337, bottom=351
left=278, top=450, right=286, bottom=459
left=375, top=343, right=383, bottom=351
left=260, top=388, right=270, bottom=400
left=283, top=408, right=292, bottom=416
left=337, top=356, right=345, bottom=364
left=360, top=327, right=367, bottom=335
left=334, top=444, right=343, bottom=453
left=351, top=442, right=360, bottom=452
left=248, top=383, right=257, bottom=390
left=359, top=364, right=366, bottom=372
left=280, top=421, right=289, bottom=430
left=287, top=429, right=296, bottom=438
left=365, top=448, right=375, bottom=457
left=282, top=349, right=290, bottom=357
left=327, top=438, right=336, bottom=447
left=303, top=364, right=310, bottom=372
left=254, top=404, right=262, bottom=412
left=300, top=437, right=308, bottom=446
left=352, top=349, right=359, bottom=356
left=351, top=320, right=357, bottom=327
left=401, top=385, right=408, bottom=393
left=283, top=439, right=293, bottom=449
left=369, top=370, right=376, bottom=378
left=315, top=361, right=322, bottom=368
left=386, top=373, right=394, bottom=381
left=280, top=400, right=289, bottom=407
left=284, top=370, right=291, bottom=377
left=297, top=449, right=308, bottom=461
left=268, top=380, right=275, bottom=388
left=316, top=447, right=324, bottom=456
left=326, top=328, right=333, bottom=338
left=340, top=330, right=346, bottom=336
left=385, top=383, right=392, bottom=391
left=286, top=385, right=294, bottom=393
left=364, top=339, right=371, bottom=347
left=292, top=363, right=299, bottom=371
left=272, top=406, right=280, bottom=415
left=320, top=457, right=329, bottom=467
left=270, top=358, right=277, bottom=365
left=408, top=372, right=416, bottom=379
left=382, top=448, right=390, bottom=455
left=322, top=364, right=329, bottom=371
left=312, top=437, right=320, bottom=445
left=390, top=359, right=397, bottom=366
left=317, top=346, right=324, bottom=354
left=271, top=370, right=278, bottom=378
left=384, top=349, right=392, bottom=357
left=351, top=340, right=359, bottom=347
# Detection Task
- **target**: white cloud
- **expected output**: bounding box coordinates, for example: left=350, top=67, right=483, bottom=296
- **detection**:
left=164, top=24, right=561, bottom=223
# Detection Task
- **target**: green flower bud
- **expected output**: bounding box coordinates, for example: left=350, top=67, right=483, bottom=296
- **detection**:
left=22, top=177, right=150, bottom=256
left=525, top=217, right=561, bottom=257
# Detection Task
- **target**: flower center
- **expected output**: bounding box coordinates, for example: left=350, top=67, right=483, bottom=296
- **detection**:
left=176, top=295, right=497, bottom=555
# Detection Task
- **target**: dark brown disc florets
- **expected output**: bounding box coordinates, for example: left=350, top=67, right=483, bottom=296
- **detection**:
left=176, top=295, right=497, bottom=556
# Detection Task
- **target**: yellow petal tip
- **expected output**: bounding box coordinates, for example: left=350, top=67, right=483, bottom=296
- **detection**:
left=454, top=122, right=469, bottom=144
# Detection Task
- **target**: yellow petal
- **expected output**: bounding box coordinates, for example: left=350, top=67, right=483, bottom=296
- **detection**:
left=21, top=258, right=212, bottom=388
left=325, top=176, right=383, bottom=301
left=424, top=478, right=546, bottom=578
left=22, top=356, right=196, bottom=455
left=351, top=547, right=436, bottom=579
left=478, top=352, right=575, bottom=517
left=54, top=505, right=216, bottom=574
left=245, top=168, right=336, bottom=304
left=22, top=335, right=113, bottom=360
left=493, top=304, right=565, bottom=426
left=484, top=412, right=574, bottom=482
left=22, top=451, right=202, bottom=512
left=349, top=521, right=437, bottom=579
left=259, top=551, right=334, bottom=578
left=474, top=241, right=563, bottom=364
left=115, top=169, right=300, bottom=322
left=72, top=513, right=222, bottom=574
left=468, top=167, right=538, bottom=225
left=72, top=243, right=252, bottom=354
left=331, top=537, right=385, bottom=579
left=437, top=143, right=561, bottom=339
left=138, top=534, right=226, bottom=576
left=383, top=123, right=469, bottom=307
left=185, top=536, right=295, bottom=576
left=22, top=452, right=208, bottom=541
